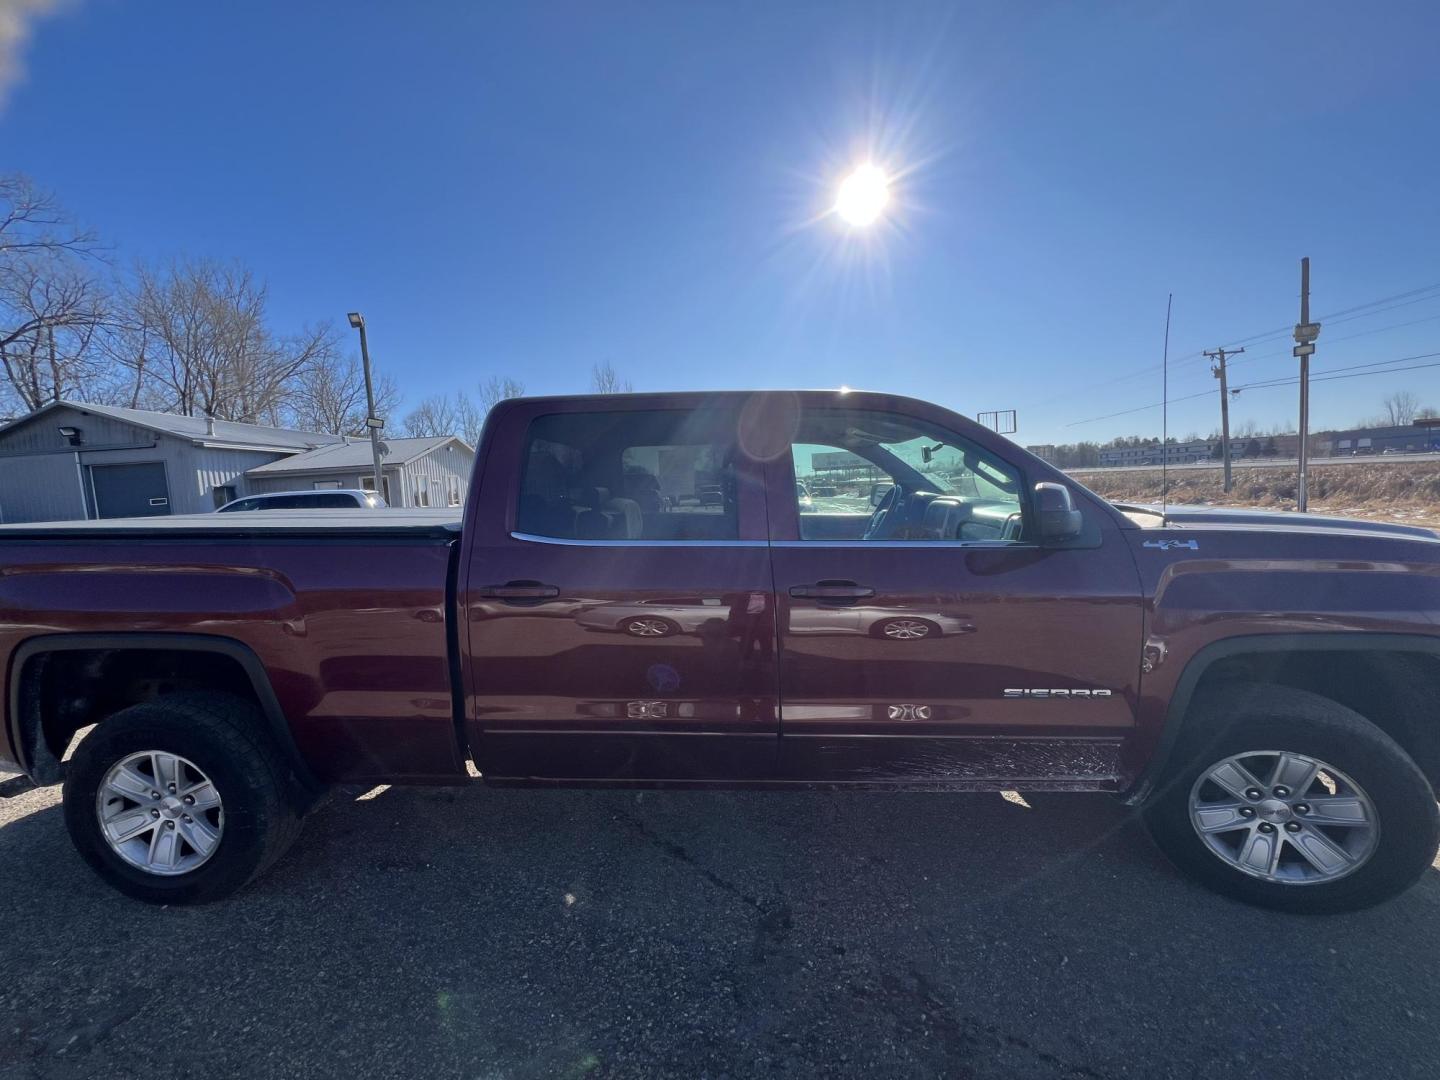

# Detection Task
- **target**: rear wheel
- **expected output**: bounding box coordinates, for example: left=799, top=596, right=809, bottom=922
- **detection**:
left=63, top=692, right=303, bottom=904
left=1142, top=683, right=1438, bottom=913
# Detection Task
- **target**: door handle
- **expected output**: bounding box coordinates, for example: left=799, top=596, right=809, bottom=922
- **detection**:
left=789, top=581, right=875, bottom=600
left=477, top=581, right=560, bottom=601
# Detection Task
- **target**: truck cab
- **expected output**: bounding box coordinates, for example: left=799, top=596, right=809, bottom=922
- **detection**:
left=462, top=390, right=1140, bottom=787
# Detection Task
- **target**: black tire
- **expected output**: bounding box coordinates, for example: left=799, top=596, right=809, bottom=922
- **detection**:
left=63, top=692, right=304, bottom=905
left=1142, top=683, right=1439, bottom=914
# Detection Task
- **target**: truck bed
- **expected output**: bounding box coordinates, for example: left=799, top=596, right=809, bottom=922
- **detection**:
left=0, top=508, right=463, bottom=540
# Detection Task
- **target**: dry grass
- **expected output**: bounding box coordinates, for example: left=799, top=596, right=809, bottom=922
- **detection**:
left=1070, top=460, right=1440, bottom=532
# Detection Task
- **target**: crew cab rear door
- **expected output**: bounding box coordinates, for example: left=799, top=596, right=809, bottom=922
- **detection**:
left=459, top=397, right=778, bottom=781
left=765, top=395, right=1144, bottom=787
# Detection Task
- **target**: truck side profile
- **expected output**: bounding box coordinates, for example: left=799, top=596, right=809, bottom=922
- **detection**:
left=2, top=390, right=1438, bottom=911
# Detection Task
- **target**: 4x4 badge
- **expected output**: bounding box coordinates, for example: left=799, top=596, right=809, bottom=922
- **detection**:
left=1143, top=539, right=1199, bottom=551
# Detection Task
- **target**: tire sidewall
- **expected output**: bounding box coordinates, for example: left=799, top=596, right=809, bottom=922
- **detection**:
left=64, top=704, right=286, bottom=904
left=1146, top=699, right=1439, bottom=913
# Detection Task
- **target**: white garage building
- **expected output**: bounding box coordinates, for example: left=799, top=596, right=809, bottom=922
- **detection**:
left=0, top=401, right=473, bottom=523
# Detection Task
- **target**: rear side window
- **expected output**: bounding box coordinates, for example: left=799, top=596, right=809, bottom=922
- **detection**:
left=517, top=410, right=738, bottom=541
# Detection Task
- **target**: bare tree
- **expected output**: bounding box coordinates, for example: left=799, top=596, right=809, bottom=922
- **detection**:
left=0, top=175, right=100, bottom=263
left=477, top=375, right=525, bottom=414
left=0, top=175, right=110, bottom=412
left=401, top=394, right=463, bottom=438
left=402, top=377, right=524, bottom=444
left=591, top=361, right=632, bottom=394
left=0, top=262, right=110, bottom=411
left=127, top=258, right=340, bottom=423
left=291, top=352, right=401, bottom=436
left=1382, top=390, right=1420, bottom=427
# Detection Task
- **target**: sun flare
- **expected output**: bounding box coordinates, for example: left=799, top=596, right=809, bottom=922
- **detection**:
left=834, top=163, right=890, bottom=226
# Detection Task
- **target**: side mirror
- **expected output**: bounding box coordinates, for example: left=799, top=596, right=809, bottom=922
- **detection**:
left=870, top=482, right=894, bottom=508
left=1034, top=482, right=1083, bottom=543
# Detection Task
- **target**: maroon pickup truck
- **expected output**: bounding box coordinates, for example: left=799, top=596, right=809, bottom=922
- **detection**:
left=3, top=390, right=1438, bottom=912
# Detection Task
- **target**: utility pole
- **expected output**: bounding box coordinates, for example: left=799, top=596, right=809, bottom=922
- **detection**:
left=1204, top=345, right=1244, bottom=493
left=1293, top=258, right=1322, bottom=512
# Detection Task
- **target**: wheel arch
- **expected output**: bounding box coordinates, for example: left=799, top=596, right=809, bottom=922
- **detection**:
left=1126, top=632, right=1440, bottom=805
left=6, top=632, right=319, bottom=792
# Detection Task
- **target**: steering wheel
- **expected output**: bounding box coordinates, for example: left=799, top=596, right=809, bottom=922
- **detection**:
left=863, top=485, right=902, bottom=540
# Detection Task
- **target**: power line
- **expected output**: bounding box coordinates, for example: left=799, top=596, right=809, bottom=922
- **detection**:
left=1230, top=350, right=1440, bottom=393
left=1029, top=279, right=1440, bottom=409
left=1063, top=348, right=1440, bottom=427
left=1227, top=311, right=1440, bottom=368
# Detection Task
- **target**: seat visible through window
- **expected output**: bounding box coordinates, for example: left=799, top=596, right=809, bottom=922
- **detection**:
left=516, top=411, right=739, bottom=541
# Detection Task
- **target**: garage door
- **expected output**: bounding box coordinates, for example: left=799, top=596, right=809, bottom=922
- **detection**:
left=90, top=462, right=171, bottom=518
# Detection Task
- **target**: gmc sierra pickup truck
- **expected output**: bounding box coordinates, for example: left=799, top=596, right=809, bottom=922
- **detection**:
left=3, top=390, right=1438, bottom=912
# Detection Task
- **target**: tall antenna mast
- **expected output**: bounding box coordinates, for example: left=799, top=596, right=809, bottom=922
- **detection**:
left=1161, top=293, right=1173, bottom=523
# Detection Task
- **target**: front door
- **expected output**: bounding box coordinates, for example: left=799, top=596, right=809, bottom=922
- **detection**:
left=461, top=398, right=778, bottom=782
left=766, top=397, right=1143, bottom=787
left=89, top=462, right=171, bottom=518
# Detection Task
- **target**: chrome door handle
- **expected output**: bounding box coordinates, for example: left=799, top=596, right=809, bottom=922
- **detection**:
left=789, top=581, right=875, bottom=600
left=478, top=581, right=560, bottom=601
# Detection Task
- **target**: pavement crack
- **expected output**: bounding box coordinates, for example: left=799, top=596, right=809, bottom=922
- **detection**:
left=616, top=807, right=761, bottom=910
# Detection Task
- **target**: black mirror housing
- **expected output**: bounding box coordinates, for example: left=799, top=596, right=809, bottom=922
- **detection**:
left=1034, top=482, right=1083, bottom=543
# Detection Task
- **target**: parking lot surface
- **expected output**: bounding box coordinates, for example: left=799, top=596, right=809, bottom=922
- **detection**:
left=2, top=774, right=1438, bottom=1079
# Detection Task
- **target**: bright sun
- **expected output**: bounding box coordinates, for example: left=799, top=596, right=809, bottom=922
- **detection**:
left=834, top=163, right=890, bottom=226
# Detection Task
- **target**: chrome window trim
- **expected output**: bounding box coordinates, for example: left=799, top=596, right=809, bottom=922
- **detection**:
left=511, top=531, right=767, bottom=548
left=510, top=531, right=1034, bottom=550
left=773, top=540, right=1034, bottom=549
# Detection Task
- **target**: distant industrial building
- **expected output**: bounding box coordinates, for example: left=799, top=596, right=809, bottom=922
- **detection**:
left=1325, top=419, right=1440, bottom=455
left=1098, top=440, right=1212, bottom=468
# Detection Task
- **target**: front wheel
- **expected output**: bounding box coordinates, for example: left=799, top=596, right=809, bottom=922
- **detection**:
left=63, top=692, right=304, bottom=904
left=1142, top=683, right=1439, bottom=913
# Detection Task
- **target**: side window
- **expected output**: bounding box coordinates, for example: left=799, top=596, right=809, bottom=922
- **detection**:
left=788, top=410, right=1025, bottom=543
left=517, top=410, right=739, bottom=541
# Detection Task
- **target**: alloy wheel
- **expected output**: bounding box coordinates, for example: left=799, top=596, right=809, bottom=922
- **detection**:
left=1188, top=750, right=1379, bottom=884
left=881, top=619, right=932, bottom=640
left=626, top=618, right=673, bottom=637
left=95, top=750, right=225, bottom=876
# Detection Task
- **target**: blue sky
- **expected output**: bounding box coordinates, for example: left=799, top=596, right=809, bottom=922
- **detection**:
left=5, top=0, right=1440, bottom=445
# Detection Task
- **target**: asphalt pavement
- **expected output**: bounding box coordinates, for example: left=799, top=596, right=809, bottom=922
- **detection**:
left=2, top=773, right=1438, bottom=1079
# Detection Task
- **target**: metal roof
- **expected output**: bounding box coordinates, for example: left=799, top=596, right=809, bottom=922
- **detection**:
left=2, top=400, right=347, bottom=452
left=245, top=435, right=469, bottom=474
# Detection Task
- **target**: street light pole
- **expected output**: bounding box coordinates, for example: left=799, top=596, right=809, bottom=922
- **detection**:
left=1293, top=259, right=1321, bottom=513
left=347, top=312, right=385, bottom=502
